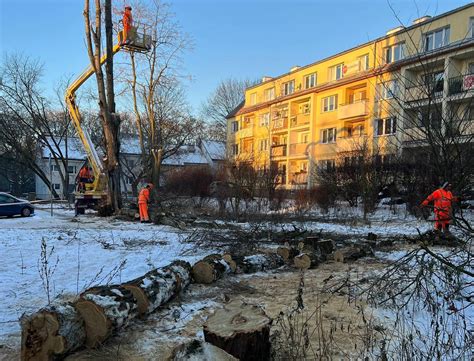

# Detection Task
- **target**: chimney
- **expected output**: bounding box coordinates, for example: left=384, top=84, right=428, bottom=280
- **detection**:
left=290, top=65, right=301, bottom=72
left=261, top=76, right=273, bottom=83
left=386, top=26, right=404, bottom=35
left=413, top=15, right=431, bottom=25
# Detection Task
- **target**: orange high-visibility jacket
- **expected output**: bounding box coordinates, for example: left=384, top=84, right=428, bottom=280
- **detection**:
left=78, top=167, right=91, bottom=179
left=123, top=11, right=133, bottom=29
left=138, top=187, right=150, bottom=205
left=421, top=188, right=455, bottom=216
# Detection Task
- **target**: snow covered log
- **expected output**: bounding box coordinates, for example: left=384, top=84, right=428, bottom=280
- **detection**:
left=276, top=246, right=299, bottom=263
left=192, top=254, right=234, bottom=284
left=333, top=245, right=373, bottom=263
left=123, top=260, right=192, bottom=315
left=20, top=303, right=86, bottom=361
left=168, top=339, right=238, bottom=361
left=74, top=285, right=139, bottom=348
left=234, top=253, right=284, bottom=274
left=203, top=301, right=272, bottom=361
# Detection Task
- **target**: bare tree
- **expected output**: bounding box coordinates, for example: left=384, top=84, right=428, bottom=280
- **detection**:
left=202, top=78, right=256, bottom=141
left=83, top=0, right=122, bottom=211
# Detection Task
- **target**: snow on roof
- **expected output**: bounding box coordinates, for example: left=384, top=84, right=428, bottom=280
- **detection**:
left=40, top=137, right=87, bottom=160
left=162, top=145, right=209, bottom=166
left=200, top=140, right=226, bottom=161
left=120, top=137, right=142, bottom=155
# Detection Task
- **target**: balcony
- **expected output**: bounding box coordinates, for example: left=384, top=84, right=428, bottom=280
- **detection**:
left=405, top=81, right=444, bottom=103
left=289, top=143, right=308, bottom=156
left=236, top=127, right=253, bottom=138
left=448, top=74, right=474, bottom=96
left=272, top=118, right=288, bottom=131
left=290, top=113, right=311, bottom=127
left=271, top=144, right=287, bottom=157
left=290, top=172, right=308, bottom=185
left=337, top=99, right=368, bottom=120
left=337, top=135, right=367, bottom=152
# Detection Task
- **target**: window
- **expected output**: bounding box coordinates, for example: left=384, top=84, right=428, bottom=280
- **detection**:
left=321, top=128, right=337, bottom=143
left=231, top=144, right=239, bottom=156
left=264, top=87, right=275, bottom=101
left=424, top=27, right=450, bottom=52
left=416, top=109, right=442, bottom=129
left=424, top=71, right=444, bottom=94
left=300, top=162, right=308, bottom=172
left=127, top=159, right=135, bottom=168
left=384, top=43, right=405, bottom=63
left=348, top=124, right=365, bottom=137
left=378, top=80, right=399, bottom=99
left=231, top=121, right=239, bottom=132
left=0, top=194, right=15, bottom=203
left=259, top=113, right=270, bottom=127
left=322, top=95, right=338, bottom=112
left=300, top=103, right=310, bottom=114
left=358, top=54, right=369, bottom=71
left=376, top=117, right=397, bottom=136
left=319, top=159, right=335, bottom=172
left=50, top=164, right=60, bottom=172
left=330, top=64, right=344, bottom=80
left=259, top=139, right=269, bottom=151
left=53, top=183, right=61, bottom=190
left=470, top=18, right=474, bottom=38
left=126, top=176, right=133, bottom=185
left=250, top=92, right=257, bottom=105
left=304, top=73, right=317, bottom=89
left=468, top=62, right=474, bottom=74
left=282, top=81, right=295, bottom=96
left=67, top=165, right=76, bottom=174
left=300, top=132, right=309, bottom=143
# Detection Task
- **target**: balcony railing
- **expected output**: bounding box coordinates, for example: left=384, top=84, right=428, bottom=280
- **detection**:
left=337, top=99, right=368, bottom=119
left=448, top=73, right=474, bottom=95
left=236, top=127, right=253, bottom=138
left=272, top=118, right=288, bottom=130
left=271, top=144, right=287, bottom=157
left=290, top=172, right=308, bottom=185
left=290, top=113, right=311, bottom=127
left=289, top=143, right=308, bottom=156
left=405, top=81, right=444, bottom=102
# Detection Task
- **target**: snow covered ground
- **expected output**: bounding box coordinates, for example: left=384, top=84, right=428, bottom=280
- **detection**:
left=0, top=206, right=212, bottom=347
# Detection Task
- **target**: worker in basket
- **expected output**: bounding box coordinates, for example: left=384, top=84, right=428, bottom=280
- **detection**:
left=121, top=6, right=133, bottom=45
left=138, top=183, right=153, bottom=223
left=420, top=182, right=458, bottom=235
left=77, top=164, right=94, bottom=192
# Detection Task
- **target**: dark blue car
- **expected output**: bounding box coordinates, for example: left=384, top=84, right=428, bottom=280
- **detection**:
left=0, top=192, right=34, bottom=217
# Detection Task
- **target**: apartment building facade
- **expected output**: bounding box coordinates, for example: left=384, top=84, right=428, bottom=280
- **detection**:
left=227, top=4, right=474, bottom=189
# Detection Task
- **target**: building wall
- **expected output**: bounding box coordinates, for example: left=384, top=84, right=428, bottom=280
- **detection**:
left=228, top=4, right=474, bottom=189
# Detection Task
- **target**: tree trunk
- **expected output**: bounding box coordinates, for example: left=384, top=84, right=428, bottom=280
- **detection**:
left=74, top=285, right=138, bottom=348
left=123, top=260, right=191, bottom=315
left=203, top=301, right=272, bottom=361
left=333, top=245, right=373, bottom=263
left=234, top=253, right=284, bottom=274
left=192, top=254, right=234, bottom=284
left=21, top=304, right=86, bottom=361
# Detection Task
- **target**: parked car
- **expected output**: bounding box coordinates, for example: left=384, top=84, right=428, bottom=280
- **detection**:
left=0, top=192, right=35, bottom=217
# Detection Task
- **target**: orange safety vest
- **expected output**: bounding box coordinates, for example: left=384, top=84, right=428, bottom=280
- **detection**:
left=138, top=187, right=150, bottom=205
left=123, top=11, right=133, bottom=29
left=422, top=188, right=454, bottom=218
left=79, top=167, right=91, bottom=178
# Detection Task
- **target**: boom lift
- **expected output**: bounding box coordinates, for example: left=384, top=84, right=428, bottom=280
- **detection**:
left=66, top=23, right=152, bottom=215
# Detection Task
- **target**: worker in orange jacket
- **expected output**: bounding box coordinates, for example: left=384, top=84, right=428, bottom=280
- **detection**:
left=122, top=6, right=133, bottom=44
left=420, top=182, right=457, bottom=233
left=138, top=183, right=153, bottom=223
left=77, top=165, right=92, bottom=192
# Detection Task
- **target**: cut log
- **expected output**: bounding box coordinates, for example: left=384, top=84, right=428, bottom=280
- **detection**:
left=234, top=253, right=284, bottom=274
left=276, top=246, right=299, bottom=263
left=333, top=245, right=373, bottom=263
left=21, top=304, right=85, bottom=361
left=222, top=253, right=237, bottom=273
left=74, top=285, right=138, bottom=348
left=192, top=254, right=233, bottom=284
left=203, top=301, right=272, bottom=361
left=168, top=339, right=238, bottom=361
left=123, top=260, right=192, bottom=315
left=317, top=239, right=334, bottom=256
left=293, top=252, right=320, bottom=270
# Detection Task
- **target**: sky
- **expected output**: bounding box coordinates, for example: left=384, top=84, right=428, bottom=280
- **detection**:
left=0, top=0, right=471, bottom=115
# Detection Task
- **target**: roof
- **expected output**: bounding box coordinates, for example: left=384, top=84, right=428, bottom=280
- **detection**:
left=39, top=137, right=87, bottom=160
left=162, top=145, right=209, bottom=166
left=200, top=140, right=226, bottom=161
left=225, top=100, right=245, bottom=119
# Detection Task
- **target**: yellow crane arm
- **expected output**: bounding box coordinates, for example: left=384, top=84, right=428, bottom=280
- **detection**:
left=65, top=44, right=121, bottom=191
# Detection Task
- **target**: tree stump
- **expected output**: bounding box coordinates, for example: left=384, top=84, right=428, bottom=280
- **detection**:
left=317, top=239, right=334, bottom=256
left=203, top=301, right=272, bottom=361
left=169, top=339, right=238, bottom=361
left=333, top=245, right=373, bottom=263
left=293, top=252, right=320, bottom=270
left=123, top=260, right=192, bottom=315
left=21, top=304, right=86, bottom=361
left=276, top=246, right=299, bottom=263
left=74, top=285, right=138, bottom=348
left=192, top=254, right=233, bottom=284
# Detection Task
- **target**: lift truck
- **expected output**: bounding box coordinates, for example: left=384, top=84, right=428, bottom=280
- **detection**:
left=66, top=23, right=152, bottom=215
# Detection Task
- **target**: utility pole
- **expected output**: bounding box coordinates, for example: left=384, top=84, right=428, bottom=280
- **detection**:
left=49, top=154, right=53, bottom=217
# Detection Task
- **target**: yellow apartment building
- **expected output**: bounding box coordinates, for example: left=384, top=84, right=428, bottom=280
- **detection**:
left=226, top=3, right=474, bottom=189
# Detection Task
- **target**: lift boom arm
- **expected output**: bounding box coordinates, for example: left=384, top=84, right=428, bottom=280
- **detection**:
left=65, top=44, right=121, bottom=191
